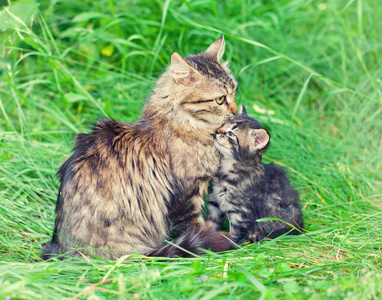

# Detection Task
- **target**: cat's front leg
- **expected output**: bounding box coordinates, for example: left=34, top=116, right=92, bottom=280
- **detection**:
left=206, top=203, right=224, bottom=231
left=188, top=180, right=208, bottom=229
left=229, top=213, right=251, bottom=245
left=170, top=181, right=206, bottom=233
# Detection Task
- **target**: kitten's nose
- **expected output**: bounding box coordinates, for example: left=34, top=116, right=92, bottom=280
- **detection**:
left=216, top=127, right=224, bottom=134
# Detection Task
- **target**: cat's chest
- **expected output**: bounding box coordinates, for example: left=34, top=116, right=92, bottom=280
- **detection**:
left=219, top=159, right=239, bottom=176
left=212, top=180, right=231, bottom=203
left=170, top=136, right=220, bottom=183
left=212, top=169, right=237, bottom=202
left=211, top=161, right=246, bottom=205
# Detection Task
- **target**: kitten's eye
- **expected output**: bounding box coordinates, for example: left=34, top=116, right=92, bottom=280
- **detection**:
left=215, top=95, right=226, bottom=105
left=227, top=131, right=235, bottom=137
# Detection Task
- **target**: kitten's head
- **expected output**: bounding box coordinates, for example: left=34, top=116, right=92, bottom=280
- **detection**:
left=214, top=106, right=270, bottom=159
left=148, top=36, right=238, bottom=130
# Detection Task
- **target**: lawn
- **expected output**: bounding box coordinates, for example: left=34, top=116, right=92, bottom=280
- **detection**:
left=0, top=0, right=381, bottom=299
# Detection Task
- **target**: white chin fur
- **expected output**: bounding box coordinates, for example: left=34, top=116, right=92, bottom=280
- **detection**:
left=214, top=140, right=231, bottom=157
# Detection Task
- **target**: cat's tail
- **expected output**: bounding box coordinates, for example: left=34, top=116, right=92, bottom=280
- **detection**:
left=148, top=228, right=234, bottom=258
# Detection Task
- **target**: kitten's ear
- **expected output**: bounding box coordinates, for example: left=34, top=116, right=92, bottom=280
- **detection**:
left=204, top=35, right=225, bottom=62
left=248, top=129, right=269, bottom=151
left=239, top=105, right=248, bottom=115
left=171, top=52, right=201, bottom=86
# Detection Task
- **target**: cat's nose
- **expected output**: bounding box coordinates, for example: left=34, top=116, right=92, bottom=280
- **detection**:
left=227, top=95, right=238, bottom=114
left=230, top=102, right=238, bottom=114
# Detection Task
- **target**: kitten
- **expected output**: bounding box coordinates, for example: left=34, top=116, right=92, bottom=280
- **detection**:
left=43, top=36, right=237, bottom=260
left=207, top=107, right=303, bottom=245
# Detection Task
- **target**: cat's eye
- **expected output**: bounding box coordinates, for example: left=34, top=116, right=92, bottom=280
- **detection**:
left=227, top=132, right=235, bottom=137
left=215, top=95, right=226, bottom=105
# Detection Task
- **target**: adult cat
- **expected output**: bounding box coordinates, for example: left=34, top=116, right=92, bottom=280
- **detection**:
left=43, top=36, right=238, bottom=259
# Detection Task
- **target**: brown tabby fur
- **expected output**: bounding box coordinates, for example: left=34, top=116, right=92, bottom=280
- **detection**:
left=43, top=36, right=238, bottom=259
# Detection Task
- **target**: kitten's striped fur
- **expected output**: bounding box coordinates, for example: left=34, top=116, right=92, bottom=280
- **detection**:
left=43, top=37, right=237, bottom=259
left=207, top=107, right=303, bottom=244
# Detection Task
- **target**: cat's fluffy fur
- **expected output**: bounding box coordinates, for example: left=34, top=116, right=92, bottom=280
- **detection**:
left=43, top=37, right=237, bottom=260
left=207, top=107, right=303, bottom=244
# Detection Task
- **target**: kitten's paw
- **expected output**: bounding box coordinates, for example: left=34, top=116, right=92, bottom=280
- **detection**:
left=248, top=231, right=266, bottom=243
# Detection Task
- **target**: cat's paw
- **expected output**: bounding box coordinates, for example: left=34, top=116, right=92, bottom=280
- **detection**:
left=248, top=231, right=266, bottom=243
left=205, top=220, right=220, bottom=231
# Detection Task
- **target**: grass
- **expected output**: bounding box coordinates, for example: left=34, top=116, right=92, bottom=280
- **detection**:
left=0, top=0, right=381, bottom=298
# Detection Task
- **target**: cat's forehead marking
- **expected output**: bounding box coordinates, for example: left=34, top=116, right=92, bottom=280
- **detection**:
left=227, top=119, right=245, bottom=128
left=185, top=55, right=236, bottom=89
left=231, top=122, right=242, bottom=131
left=226, top=85, right=234, bottom=94
left=225, top=116, right=263, bottom=130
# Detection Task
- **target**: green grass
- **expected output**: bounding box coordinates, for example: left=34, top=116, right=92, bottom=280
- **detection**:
left=0, top=0, right=381, bottom=298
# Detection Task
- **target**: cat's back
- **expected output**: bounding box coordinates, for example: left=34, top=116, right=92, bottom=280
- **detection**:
left=60, top=118, right=165, bottom=173
left=53, top=118, right=173, bottom=257
left=264, top=163, right=300, bottom=207
left=66, top=118, right=151, bottom=158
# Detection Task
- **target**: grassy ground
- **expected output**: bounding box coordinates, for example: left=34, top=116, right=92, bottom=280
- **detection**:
left=1, top=0, right=381, bottom=298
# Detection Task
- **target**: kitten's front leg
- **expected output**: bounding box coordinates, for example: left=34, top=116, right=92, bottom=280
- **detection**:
left=229, top=213, right=251, bottom=245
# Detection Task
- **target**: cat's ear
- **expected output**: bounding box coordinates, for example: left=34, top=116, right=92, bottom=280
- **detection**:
left=171, top=52, right=201, bottom=86
left=239, top=105, right=248, bottom=115
left=204, top=35, right=225, bottom=62
left=248, top=129, right=269, bottom=151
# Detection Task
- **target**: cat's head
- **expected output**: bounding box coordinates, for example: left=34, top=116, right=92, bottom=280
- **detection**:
left=148, top=36, right=238, bottom=129
left=214, top=106, right=270, bottom=159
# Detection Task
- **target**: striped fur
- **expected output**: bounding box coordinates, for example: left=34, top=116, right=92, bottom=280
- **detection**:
left=207, top=108, right=303, bottom=244
left=43, top=36, right=237, bottom=260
